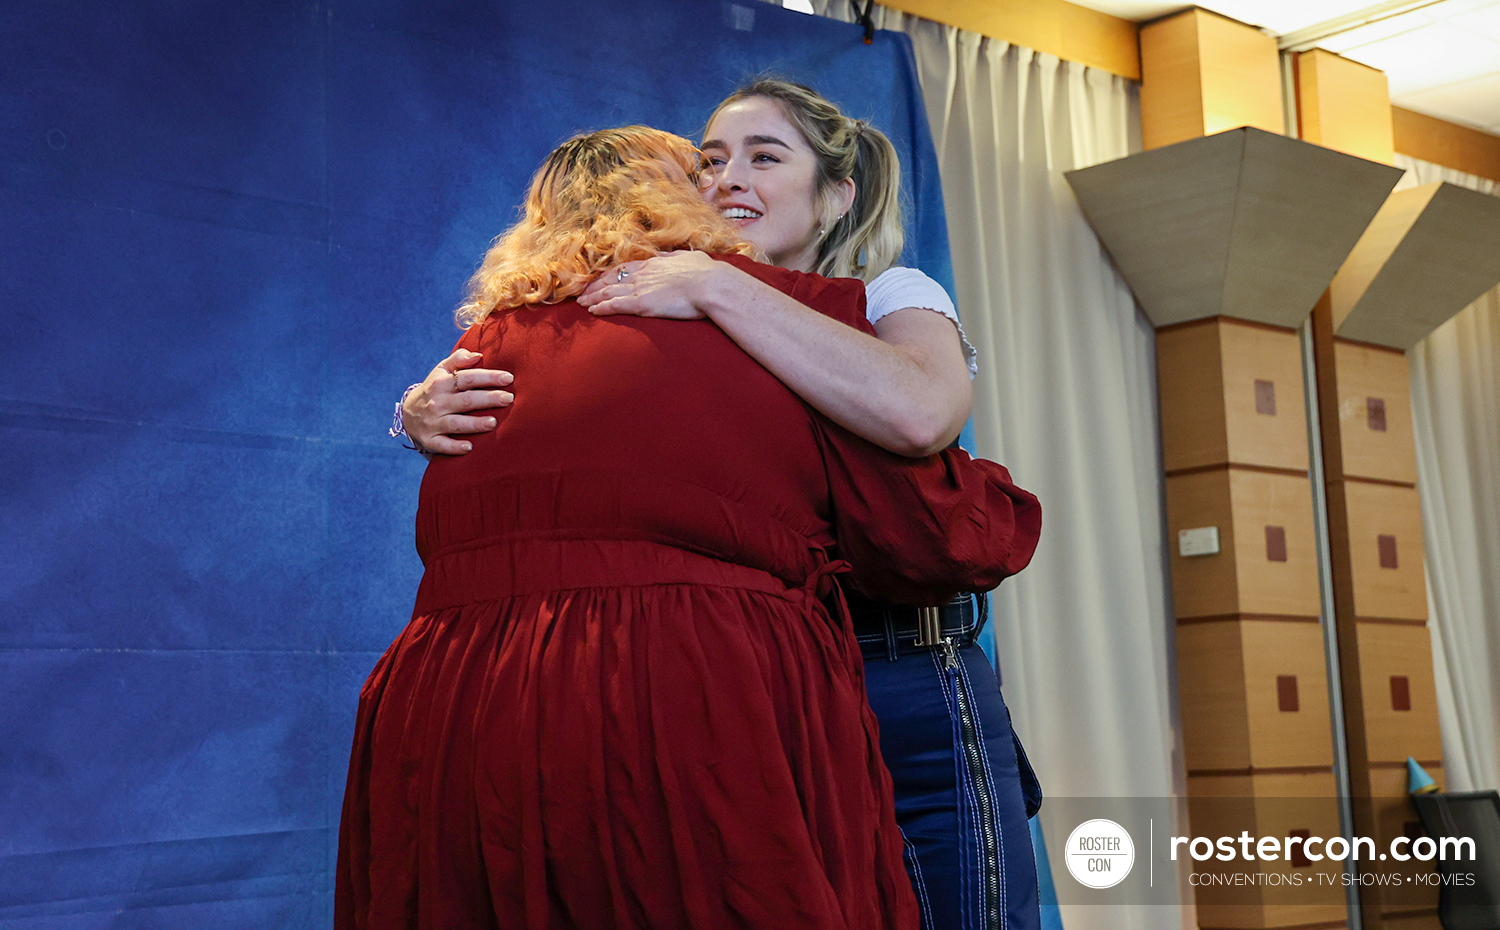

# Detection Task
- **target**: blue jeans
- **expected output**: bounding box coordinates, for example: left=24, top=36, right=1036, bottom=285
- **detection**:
left=862, top=639, right=1042, bottom=930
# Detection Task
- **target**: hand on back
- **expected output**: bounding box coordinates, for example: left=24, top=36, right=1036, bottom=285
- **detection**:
left=578, top=250, right=725, bottom=319
left=403, top=349, right=514, bottom=455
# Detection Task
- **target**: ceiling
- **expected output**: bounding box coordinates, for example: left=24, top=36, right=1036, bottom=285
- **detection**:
left=1069, top=0, right=1500, bottom=134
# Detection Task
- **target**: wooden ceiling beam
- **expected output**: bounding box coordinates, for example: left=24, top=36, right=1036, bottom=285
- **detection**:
left=876, top=0, right=1141, bottom=80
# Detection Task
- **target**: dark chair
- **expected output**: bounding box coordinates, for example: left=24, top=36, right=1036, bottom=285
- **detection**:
left=1412, top=790, right=1500, bottom=930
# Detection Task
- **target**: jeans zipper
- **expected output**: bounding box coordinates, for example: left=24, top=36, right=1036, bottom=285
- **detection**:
left=943, top=638, right=1002, bottom=929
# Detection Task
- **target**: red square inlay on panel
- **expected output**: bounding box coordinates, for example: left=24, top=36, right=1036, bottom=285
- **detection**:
left=1277, top=675, right=1300, bottom=712
left=1255, top=379, right=1276, bottom=416
left=1265, top=525, right=1288, bottom=562
left=1378, top=534, right=1399, bottom=569
left=1391, top=675, right=1411, bottom=711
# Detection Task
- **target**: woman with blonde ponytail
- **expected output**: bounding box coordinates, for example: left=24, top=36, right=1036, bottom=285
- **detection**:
left=395, top=82, right=1042, bottom=930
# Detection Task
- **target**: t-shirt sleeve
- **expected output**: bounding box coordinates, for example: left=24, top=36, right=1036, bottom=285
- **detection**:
left=865, top=267, right=979, bottom=380
left=813, top=415, right=1042, bottom=605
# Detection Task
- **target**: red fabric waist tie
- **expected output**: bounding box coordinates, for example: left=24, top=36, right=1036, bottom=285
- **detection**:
left=413, top=536, right=833, bottom=615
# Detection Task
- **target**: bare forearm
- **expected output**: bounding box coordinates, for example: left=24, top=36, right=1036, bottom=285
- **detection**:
left=698, top=268, right=972, bottom=456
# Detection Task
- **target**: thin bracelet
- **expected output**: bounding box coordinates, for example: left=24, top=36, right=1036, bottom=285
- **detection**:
left=389, top=383, right=425, bottom=452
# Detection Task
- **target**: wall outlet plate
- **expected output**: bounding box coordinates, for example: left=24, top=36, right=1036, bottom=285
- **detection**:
left=1179, top=526, right=1220, bottom=557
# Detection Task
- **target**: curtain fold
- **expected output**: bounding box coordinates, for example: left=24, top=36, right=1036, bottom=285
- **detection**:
left=1395, top=156, right=1500, bottom=795
left=801, top=4, right=1192, bottom=926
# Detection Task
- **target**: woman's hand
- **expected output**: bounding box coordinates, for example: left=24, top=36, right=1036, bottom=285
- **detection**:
left=577, top=251, right=727, bottom=319
left=403, top=349, right=514, bottom=455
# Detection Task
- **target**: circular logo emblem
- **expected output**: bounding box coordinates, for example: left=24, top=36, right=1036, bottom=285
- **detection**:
left=1065, top=818, right=1135, bottom=889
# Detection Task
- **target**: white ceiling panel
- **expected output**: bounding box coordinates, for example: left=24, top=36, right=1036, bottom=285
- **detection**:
left=1340, top=22, right=1500, bottom=95
left=1187, top=0, right=1382, bottom=33
left=1433, top=0, right=1500, bottom=14
left=1396, top=71, right=1500, bottom=131
left=1063, top=0, right=1183, bottom=20
left=1068, top=0, right=1500, bottom=136
left=1448, top=2, right=1500, bottom=39
left=1316, top=11, right=1434, bottom=52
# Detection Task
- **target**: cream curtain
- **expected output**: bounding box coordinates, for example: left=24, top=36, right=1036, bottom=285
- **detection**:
left=799, top=4, right=1193, bottom=926
left=1396, top=156, right=1500, bottom=795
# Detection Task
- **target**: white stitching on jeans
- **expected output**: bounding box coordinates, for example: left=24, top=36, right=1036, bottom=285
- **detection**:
left=956, top=651, right=1007, bottom=928
left=901, top=826, right=937, bottom=930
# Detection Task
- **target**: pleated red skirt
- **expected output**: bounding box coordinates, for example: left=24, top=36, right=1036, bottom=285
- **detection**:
left=335, top=535, right=917, bottom=930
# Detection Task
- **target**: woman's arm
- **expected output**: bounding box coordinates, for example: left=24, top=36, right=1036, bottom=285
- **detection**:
left=400, top=348, right=514, bottom=455
left=579, top=252, right=972, bottom=457
left=817, top=418, right=1042, bottom=605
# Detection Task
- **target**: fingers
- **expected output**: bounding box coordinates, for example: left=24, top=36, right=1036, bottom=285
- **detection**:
left=419, top=434, right=476, bottom=456
left=439, top=348, right=485, bottom=373
left=585, top=295, right=702, bottom=320
left=452, top=368, right=514, bottom=392
left=581, top=260, right=647, bottom=303
left=449, top=388, right=514, bottom=412
left=440, top=413, right=503, bottom=435
left=433, top=350, right=513, bottom=390
left=408, top=402, right=509, bottom=456
left=584, top=296, right=630, bottom=316
left=577, top=284, right=621, bottom=308
left=580, top=272, right=616, bottom=300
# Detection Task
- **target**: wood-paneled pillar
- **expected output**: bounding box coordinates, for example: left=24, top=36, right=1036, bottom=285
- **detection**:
left=1310, top=299, right=1445, bottom=929
left=1134, top=13, right=1356, bottom=928
left=1141, top=8, right=1283, bottom=150
left=1160, top=316, right=1347, bottom=929
left=1297, top=49, right=1455, bottom=930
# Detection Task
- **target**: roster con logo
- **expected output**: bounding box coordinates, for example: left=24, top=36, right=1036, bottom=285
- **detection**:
left=1065, top=819, right=1136, bottom=889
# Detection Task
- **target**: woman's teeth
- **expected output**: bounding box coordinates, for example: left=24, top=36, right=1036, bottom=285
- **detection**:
left=721, top=208, right=762, bottom=220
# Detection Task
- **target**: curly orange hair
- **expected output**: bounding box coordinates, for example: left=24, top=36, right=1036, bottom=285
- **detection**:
left=456, top=126, right=758, bottom=326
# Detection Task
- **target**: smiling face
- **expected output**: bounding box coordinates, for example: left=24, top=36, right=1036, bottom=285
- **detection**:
left=699, top=96, right=849, bottom=273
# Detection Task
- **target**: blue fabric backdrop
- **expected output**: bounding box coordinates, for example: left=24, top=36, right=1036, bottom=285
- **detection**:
left=0, top=1, right=954, bottom=925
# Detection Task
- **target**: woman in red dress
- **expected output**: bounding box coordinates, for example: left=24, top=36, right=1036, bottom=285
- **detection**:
left=335, top=126, right=1041, bottom=930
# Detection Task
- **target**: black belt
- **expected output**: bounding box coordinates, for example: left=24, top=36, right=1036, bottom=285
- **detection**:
left=848, top=590, right=986, bottom=659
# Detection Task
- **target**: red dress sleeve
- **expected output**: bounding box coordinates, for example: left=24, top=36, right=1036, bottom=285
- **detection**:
left=814, top=420, right=1042, bottom=605
left=710, top=253, right=1042, bottom=604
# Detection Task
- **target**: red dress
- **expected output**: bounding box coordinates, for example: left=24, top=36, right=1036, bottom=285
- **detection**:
left=335, top=256, right=1041, bottom=930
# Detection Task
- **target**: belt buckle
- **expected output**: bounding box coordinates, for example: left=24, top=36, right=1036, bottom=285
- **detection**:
left=913, top=605, right=944, bottom=647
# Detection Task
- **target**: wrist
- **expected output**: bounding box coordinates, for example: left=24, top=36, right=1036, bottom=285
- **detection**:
left=390, top=383, right=426, bottom=452
left=696, top=263, right=755, bottom=322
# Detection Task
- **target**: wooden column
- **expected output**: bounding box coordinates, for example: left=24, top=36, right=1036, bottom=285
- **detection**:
left=1310, top=297, right=1444, bottom=930
left=1160, top=317, right=1346, bottom=929
left=1141, top=8, right=1283, bottom=150
left=1297, top=48, right=1447, bottom=930
left=1296, top=50, right=1394, bottom=165
left=1136, top=13, right=1351, bottom=929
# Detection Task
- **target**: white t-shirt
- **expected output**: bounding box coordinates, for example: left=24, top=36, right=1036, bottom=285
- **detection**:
left=864, top=267, right=978, bottom=379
